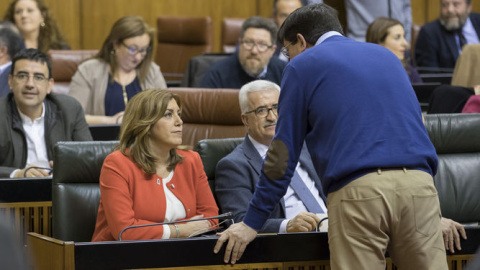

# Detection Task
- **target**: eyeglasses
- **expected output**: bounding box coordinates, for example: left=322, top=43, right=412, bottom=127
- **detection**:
left=13, top=73, right=49, bottom=84
left=121, top=41, right=151, bottom=56
left=245, top=104, right=278, bottom=117
left=281, top=40, right=294, bottom=60
left=240, top=39, right=273, bottom=53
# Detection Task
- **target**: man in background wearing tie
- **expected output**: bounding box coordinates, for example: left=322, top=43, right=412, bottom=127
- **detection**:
left=215, top=80, right=326, bottom=233
left=415, top=0, right=480, bottom=68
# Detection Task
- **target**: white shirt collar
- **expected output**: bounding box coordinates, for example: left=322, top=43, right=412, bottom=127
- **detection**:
left=248, top=134, right=270, bottom=159
left=17, top=102, right=46, bottom=124
left=0, top=61, right=11, bottom=74
left=314, top=31, right=343, bottom=46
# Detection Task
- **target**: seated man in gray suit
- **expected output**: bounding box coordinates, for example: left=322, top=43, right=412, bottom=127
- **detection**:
left=215, top=80, right=326, bottom=233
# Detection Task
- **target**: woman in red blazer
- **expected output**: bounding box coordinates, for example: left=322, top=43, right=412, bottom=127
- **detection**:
left=92, top=89, right=218, bottom=241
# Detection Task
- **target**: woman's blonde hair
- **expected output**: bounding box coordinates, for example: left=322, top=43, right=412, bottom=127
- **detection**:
left=4, top=0, right=69, bottom=53
left=118, top=89, right=183, bottom=174
left=95, top=15, right=155, bottom=83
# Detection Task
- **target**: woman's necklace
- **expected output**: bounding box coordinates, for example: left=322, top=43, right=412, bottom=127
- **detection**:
left=122, top=84, right=128, bottom=107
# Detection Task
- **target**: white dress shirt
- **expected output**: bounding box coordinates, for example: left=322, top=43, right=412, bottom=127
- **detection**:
left=160, top=170, right=186, bottom=239
left=460, top=17, right=480, bottom=54
left=10, top=103, right=51, bottom=178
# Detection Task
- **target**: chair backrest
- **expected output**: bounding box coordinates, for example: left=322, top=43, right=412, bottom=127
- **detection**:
left=52, top=141, right=117, bottom=242
left=221, top=18, right=245, bottom=53
left=156, top=16, right=213, bottom=84
left=47, top=50, right=98, bottom=94
left=451, top=43, right=480, bottom=88
left=195, top=137, right=244, bottom=204
left=424, top=113, right=480, bottom=223
left=180, top=53, right=230, bottom=87
left=168, top=87, right=246, bottom=148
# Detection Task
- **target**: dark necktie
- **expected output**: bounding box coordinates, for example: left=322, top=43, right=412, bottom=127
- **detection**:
left=457, top=29, right=467, bottom=50
left=290, top=170, right=324, bottom=213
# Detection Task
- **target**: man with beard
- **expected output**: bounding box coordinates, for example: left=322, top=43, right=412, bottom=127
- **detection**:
left=200, top=16, right=286, bottom=89
left=415, top=0, right=480, bottom=68
left=215, top=80, right=327, bottom=234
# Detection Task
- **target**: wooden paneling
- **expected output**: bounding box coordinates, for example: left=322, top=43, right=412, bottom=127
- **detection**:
left=0, top=202, right=52, bottom=245
left=80, top=0, right=270, bottom=52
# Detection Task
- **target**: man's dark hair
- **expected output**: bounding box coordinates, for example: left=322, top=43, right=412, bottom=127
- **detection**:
left=240, top=16, right=278, bottom=45
left=278, top=3, right=343, bottom=45
left=11, top=48, right=52, bottom=79
left=0, top=27, right=24, bottom=60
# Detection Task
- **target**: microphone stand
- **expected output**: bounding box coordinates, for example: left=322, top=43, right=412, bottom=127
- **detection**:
left=118, top=212, right=234, bottom=241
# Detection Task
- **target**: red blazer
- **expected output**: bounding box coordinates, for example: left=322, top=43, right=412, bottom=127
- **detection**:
left=91, top=149, right=218, bottom=241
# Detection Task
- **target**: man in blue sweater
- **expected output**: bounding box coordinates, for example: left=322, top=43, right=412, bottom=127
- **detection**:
left=214, top=4, right=448, bottom=269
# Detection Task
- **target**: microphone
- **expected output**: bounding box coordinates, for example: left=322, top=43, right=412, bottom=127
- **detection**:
left=118, top=212, right=234, bottom=241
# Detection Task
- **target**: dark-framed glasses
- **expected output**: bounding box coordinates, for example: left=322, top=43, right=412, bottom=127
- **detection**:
left=281, top=40, right=294, bottom=60
left=13, top=73, right=49, bottom=84
left=240, top=39, right=273, bottom=53
left=121, top=41, right=151, bottom=56
left=245, top=104, right=278, bottom=117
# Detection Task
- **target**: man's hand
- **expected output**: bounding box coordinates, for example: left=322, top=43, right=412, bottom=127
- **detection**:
left=14, top=165, right=50, bottom=178
left=441, top=217, right=467, bottom=253
left=287, top=212, right=320, bottom=232
left=214, top=222, right=257, bottom=264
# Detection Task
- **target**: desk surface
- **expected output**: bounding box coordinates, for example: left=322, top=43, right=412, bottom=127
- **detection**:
left=0, top=177, right=51, bottom=202
left=71, top=228, right=480, bottom=270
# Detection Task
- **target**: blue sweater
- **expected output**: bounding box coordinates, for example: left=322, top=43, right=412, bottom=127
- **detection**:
left=200, top=52, right=286, bottom=89
left=244, top=35, right=438, bottom=231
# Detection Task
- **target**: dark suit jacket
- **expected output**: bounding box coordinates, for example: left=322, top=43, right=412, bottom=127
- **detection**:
left=0, top=66, right=11, bottom=98
left=415, top=13, right=480, bottom=69
left=0, top=93, right=92, bottom=177
left=215, top=135, right=325, bottom=233
left=200, top=51, right=286, bottom=89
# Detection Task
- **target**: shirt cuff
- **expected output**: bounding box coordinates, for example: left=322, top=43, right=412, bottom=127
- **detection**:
left=162, top=224, right=171, bottom=239
left=10, top=169, right=20, bottom=178
left=279, top=219, right=289, bottom=233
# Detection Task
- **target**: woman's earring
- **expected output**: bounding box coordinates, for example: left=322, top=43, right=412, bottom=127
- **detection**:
left=40, top=21, right=45, bottom=27
left=111, top=49, right=115, bottom=55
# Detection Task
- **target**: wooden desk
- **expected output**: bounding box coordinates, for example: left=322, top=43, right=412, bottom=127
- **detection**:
left=28, top=227, right=480, bottom=270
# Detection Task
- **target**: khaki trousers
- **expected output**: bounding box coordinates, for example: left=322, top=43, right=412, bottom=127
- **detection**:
left=327, top=169, right=448, bottom=270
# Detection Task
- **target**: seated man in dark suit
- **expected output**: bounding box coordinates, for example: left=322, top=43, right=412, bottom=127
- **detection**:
left=0, top=22, right=24, bottom=97
left=200, top=17, right=286, bottom=89
left=415, top=0, right=480, bottom=68
left=215, top=80, right=326, bottom=233
left=0, top=49, right=92, bottom=178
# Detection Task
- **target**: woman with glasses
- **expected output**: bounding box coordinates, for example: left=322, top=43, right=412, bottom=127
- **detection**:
left=69, top=16, right=167, bottom=124
left=366, top=17, right=422, bottom=84
left=3, top=0, right=69, bottom=53
left=92, top=89, right=218, bottom=241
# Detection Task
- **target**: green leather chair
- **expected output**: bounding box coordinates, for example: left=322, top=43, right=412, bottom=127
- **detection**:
left=195, top=137, right=244, bottom=204
left=52, top=141, right=117, bottom=242
left=424, top=113, right=480, bottom=223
